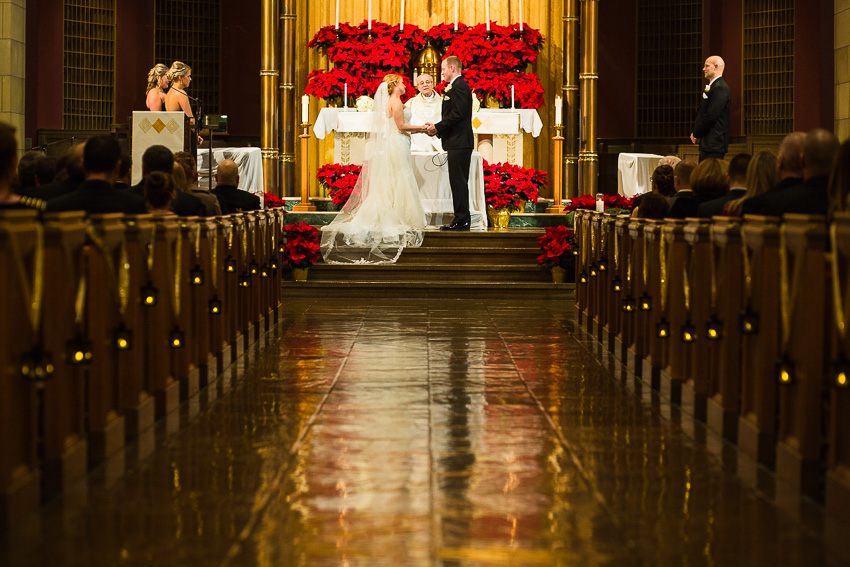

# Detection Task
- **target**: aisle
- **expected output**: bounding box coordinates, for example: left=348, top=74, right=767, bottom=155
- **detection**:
left=0, top=299, right=843, bottom=567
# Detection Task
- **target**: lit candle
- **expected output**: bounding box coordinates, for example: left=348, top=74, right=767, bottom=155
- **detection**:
left=301, top=94, right=309, bottom=124
left=555, top=95, right=562, bottom=126
left=335, top=0, right=339, bottom=30
left=344, top=83, right=348, bottom=107
left=519, top=0, right=524, bottom=31
left=486, top=0, right=490, bottom=31
left=400, top=0, right=405, bottom=30
left=511, top=85, right=515, bottom=108
left=368, top=0, right=372, bottom=30
left=454, top=0, right=458, bottom=31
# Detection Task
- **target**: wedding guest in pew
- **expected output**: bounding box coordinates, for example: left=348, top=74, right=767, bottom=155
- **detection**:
left=667, top=160, right=697, bottom=209
left=635, top=192, right=670, bottom=220
left=722, top=151, right=778, bottom=217
left=46, top=135, right=147, bottom=214
left=657, top=155, right=681, bottom=168
left=211, top=159, right=260, bottom=214
left=130, top=144, right=205, bottom=216
left=828, top=139, right=850, bottom=215
left=144, top=171, right=176, bottom=216
left=668, top=158, right=729, bottom=219
left=755, top=128, right=839, bottom=217
left=35, top=155, right=58, bottom=186
left=114, top=153, right=132, bottom=189
left=174, top=151, right=221, bottom=216
left=0, top=121, right=32, bottom=209
left=698, top=152, right=751, bottom=217
left=740, top=132, right=805, bottom=215
left=631, top=164, right=674, bottom=216
left=25, top=142, right=85, bottom=201
left=12, top=150, right=43, bottom=192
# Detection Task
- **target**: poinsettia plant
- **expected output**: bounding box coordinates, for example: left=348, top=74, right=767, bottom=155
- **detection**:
left=537, top=225, right=576, bottom=269
left=483, top=161, right=548, bottom=211
left=263, top=192, right=286, bottom=208
left=316, top=163, right=362, bottom=207
left=281, top=222, right=321, bottom=269
left=564, top=194, right=634, bottom=228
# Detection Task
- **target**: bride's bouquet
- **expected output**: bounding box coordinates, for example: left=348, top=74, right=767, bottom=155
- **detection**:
left=281, top=222, right=321, bottom=268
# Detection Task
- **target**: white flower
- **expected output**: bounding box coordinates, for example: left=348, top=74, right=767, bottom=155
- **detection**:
left=472, top=92, right=481, bottom=113
left=355, top=95, right=374, bottom=112
left=704, top=85, right=711, bottom=92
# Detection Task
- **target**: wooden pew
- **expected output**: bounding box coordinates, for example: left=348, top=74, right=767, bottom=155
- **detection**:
left=612, top=215, right=633, bottom=364
left=575, top=210, right=589, bottom=325
left=707, top=217, right=745, bottom=442
left=600, top=213, right=618, bottom=351
left=827, top=212, right=850, bottom=523
left=774, top=214, right=828, bottom=500
left=660, top=220, right=687, bottom=404
left=625, top=218, right=647, bottom=378
left=738, top=216, right=782, bottom=467
left=681, top=219, right=713, bottom=422
left=121, top=215, right=156, bottom=437
left=588, top=212, right=604, bottom=339
left=173, top=218, right=200, bottom=401
left=193, top=218, right=219, bottom=388
left=0, top=211, right=44, bottom=529
left=212, top=217, right=235, bottom=367
left=639, top=219, right=665, bottom=387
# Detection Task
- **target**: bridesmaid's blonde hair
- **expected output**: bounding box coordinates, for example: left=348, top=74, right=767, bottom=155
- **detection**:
left=167, top=61, right=191, bottom=83
left=146, top=63, right=169, bottom=94
left=383, top=74, right=403, bottom=95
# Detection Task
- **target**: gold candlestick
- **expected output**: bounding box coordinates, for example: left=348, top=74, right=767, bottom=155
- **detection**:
left=547, top=125, right=566, bottom=214
left=292, top=123, right=316, bottom=212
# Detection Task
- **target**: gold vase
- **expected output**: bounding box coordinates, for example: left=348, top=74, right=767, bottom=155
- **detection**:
left=486, top=206, right=511, bottom=229
left=485, top=95, right=501, bottom=109
left=293, top=267, right=309, bottom=282
left=514, top=199, right=528, bottom=213
left=551, top=265, right=566, bottom=284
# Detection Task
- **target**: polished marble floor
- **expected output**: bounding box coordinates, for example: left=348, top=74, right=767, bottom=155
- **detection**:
left=1, top=298, right=847, bottom=567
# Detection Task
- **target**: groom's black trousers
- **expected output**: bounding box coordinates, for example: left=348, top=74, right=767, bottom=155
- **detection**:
left=447, top=148, right=472, bottom=225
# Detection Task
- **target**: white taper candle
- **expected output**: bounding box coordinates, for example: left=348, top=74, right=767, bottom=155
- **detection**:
left=368, top=0, right=372, bottom=30
left=511, top=85, right=515, bottom=108
left=519, top=0, right=524, bottom=31
left=335, top=0, right=339, bottom=29
left=344, top=83, right=348, bottom=107
left=301, top=94, right=309, bottom=123
left=486, top=0, right=490, bottom=31
left=555, top=96, right=562, bottom=126
left=454, top=0, right=458, bottom=31
left=400, top=0, right=405, bottom=30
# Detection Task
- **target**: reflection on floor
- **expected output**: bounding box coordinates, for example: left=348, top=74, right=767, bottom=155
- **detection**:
left=1, top=299, right=847, bottom=567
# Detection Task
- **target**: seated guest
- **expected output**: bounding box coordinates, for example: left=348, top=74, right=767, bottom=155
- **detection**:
left=698, top=152, right=751, bottom=217
left=657, top=155, right=681, bottom=168
left=12, top=150, right=42, bottom=193
left=47, top=135, right=147, bottom=214
left=130, top=144, right=205, bottom=216
left=631, top=164, right=674, bottom=216
left=668, top=160, right=697, bottom=209
left=828, top=139, right=850, bottom=215
left=740, top=132, right=805, bottom=215
left=174, top=151, right=221, bottom=215
left=212, top=159, right=261, bottom=213
left=144, top=171, right=176, bottom=215
left=635, top=192, right=670, bottom=220
left=668, top=158, right=728, bottom=219
left=115, top=154, right=132, bottom=189
left=723, top=151, right=777, bottom=217
left=35, top=155, right=58, bottom=186
left=0, top=122, right=39, bottom=209
left=26, top=143, right=85, bottom=201
left=757, top=128, right=839, bottom=217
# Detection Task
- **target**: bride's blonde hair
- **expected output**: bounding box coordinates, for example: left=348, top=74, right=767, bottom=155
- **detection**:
left=383, top=74, right=404, bottom=95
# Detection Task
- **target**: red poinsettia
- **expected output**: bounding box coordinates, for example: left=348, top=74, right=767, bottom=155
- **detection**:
left=564, top=194, right=635, bottom=213
left=425, top=23, right=469, bottom=51
left=537, top=225, right=575, bottom=269
left=263, top=192, right=286, bottom=208
left=483, top=161, right=548, bottom=210
left=316, top=163, right=362, bottom=206
left=281, top=222, right=321, bottom=268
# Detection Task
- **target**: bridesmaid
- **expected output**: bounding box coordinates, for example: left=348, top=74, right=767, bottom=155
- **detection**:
left=145, top=63, right=169, bottom=111
left=164, top=61, right=202, bottom=155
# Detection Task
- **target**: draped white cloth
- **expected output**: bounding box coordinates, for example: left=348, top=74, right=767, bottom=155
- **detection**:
left=320, top=83, right=427, bottom=264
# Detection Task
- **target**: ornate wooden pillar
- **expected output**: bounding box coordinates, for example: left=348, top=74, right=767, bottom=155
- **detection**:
left=579, top=0, right=599, bottom=196
left=279, top=2, right=297, bottom=195
left=564, top=0, right=580, bottom=198
left=261, top=0, right=280, bottom=195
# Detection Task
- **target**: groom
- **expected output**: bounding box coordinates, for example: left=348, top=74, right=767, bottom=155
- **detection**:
left=426, top=56, right=474, bottom=231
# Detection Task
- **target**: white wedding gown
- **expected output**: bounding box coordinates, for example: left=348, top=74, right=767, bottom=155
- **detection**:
left=320, top=86, right=426, bottom=264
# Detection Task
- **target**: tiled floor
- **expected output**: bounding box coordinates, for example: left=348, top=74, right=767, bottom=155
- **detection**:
left=1, top=298, right=847, bottom=566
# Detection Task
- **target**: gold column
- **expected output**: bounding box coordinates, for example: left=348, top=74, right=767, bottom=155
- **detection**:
left=279, top=3, right=297, bottom=196
left=563, top=0, right=580, bottom=198
left=261, top=0, right=279, bottom=195
left=579, top=0, right=599, bottom=196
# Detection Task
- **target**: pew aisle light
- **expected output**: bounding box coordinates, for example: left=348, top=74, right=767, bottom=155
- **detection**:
left=597, top=257, right=607, bottom=272
left=114, top=326, right=133, bottom=351
left=622, top=296, right=636, bottom=312
left=706, top=316, right=723, bottom=340
left=169, top=328, right=185, bottom=349
left=589, top=263, right=598, bottom=277
left=639, top=292, right=652, bottom=312
left=250, top=261, right=259, bottom=275
left=776, top=356, right=795, bottom=385
left=208, top=297, right=223, bottom=315
left=260, top=266, right=271, bottom=278
left=66, top=336, right=93, bottom=365
left=239, top=275, right=252, bottom=289
left=225, top=256, right=237, bottom=273
left=579, top=271, right=588, bottom=284
left=739, top=308, right=759, bottom=334
left=21, top=348, right=54, bottom=385
left=270, top=256, right=279, bottom=270
left=681, top=321, right=697, bottom=343
left=190, top=266, right=204, bottom=286
left=832, top=359, right=850, bottom=388
left=141, top=283, right=158, bottom=306
left=656, top=318, right=670, bottom=338
left=611, top=276, right=622, bottom=293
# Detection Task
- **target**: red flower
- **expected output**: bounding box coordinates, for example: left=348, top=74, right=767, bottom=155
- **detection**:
left=316, top=163, right=363, bottom=206
left=281, top=222, right=321, bottom=268
left=483, top=160, right=548, bottom=210
left=537, top=225, right=575, bottom=268
left=564, top=194, right=635, bottom=212
left=263, top=192, right=286, bottom=208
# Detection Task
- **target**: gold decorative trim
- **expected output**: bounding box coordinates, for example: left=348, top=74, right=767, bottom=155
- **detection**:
left=260, top=70, right=280, bottom=77
left=280, top=153, right=296, bottom=163
left=280, top=14, right=297, bottom=20
left=579, top=73, right=599, bottom=80
left=261, top=149, right=279, bottom=159
left=280, top=84, right=295, bottom=90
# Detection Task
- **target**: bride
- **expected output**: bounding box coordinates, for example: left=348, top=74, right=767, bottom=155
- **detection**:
left=320, top=74, right=430, bottom=264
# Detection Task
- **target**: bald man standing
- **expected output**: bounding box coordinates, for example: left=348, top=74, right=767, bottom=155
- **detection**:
left=211, top=159, right=260, bottom=214
left=690, top=55, right=731, bottom=162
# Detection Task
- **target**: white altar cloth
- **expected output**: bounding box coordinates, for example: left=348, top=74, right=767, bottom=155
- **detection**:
left=412, top=151, right=486, bottom=230
left=617, top=153, right=663, bottom=198
left=197, top=147, right=265, bottom=197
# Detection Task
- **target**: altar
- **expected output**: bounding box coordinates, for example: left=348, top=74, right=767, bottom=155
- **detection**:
left=314, top=107, right=542, bottom=167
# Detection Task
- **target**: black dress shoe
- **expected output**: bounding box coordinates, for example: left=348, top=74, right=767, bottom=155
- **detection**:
left=440, top=222, right=470, bottom=231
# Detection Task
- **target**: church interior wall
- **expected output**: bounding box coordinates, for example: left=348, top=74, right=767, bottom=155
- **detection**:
left=838, top=0, right=850, bottom=140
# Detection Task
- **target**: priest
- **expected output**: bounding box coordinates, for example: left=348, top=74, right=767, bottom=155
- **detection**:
left=406, top=74, right=443, bottom=152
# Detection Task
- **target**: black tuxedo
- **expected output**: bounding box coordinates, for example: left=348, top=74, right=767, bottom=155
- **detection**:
left=739, top=177, right=803, bottom=216
left=697, top=187, right=746, bottom=218
left=130, top=180, right=205, bottom=217
left=47, top=179, right=147, bottom=214
left=212, top=184, right=261, bottom=214
left=435, top=75, right=474, bottom=225
left=668, top=193, right=714, bottom=219
left=757, top=176, right=830, bottom=217
left=693, top=76, right=731, bottom=161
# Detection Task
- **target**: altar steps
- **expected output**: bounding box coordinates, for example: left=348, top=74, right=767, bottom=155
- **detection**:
left=281, top=229, right=574, bottom=300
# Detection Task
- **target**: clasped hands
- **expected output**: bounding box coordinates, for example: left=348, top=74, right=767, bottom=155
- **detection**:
left=423, top=122, right=438, bottom=136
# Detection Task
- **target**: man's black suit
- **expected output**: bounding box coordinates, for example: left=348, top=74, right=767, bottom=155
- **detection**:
left=434, top=75, right=474, bottom=226
left=757, top=176, right=830, bottom=217
left=693, top=76, right=731, bottom=161
left=212, top=184, right=261, bottom=214
left=697, top=187, right=746, bottom=218
left=47, top=179, right=147, bottom=214
left=130, top=181, right=205, bottom=217
left=739, top=177, right=803, bottom=216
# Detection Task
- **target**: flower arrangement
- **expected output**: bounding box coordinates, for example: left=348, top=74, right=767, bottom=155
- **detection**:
left=281, top=222, right=321, bottom=269
left=355, top=95, right=374, bottom=112
left=306, top=20, right=545, bottom=108
left=564, top=194, right=634, bottom=228
left=316, top=163, right=362, bottom=207
left=537, top=225, right=575, bottom=269
left=263, top=192, right=286, bottom=208
left=483, top=161, right=548, bottom=211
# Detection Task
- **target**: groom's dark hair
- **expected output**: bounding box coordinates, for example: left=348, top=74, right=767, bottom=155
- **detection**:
left=443, top=56, right=463, bottom=72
